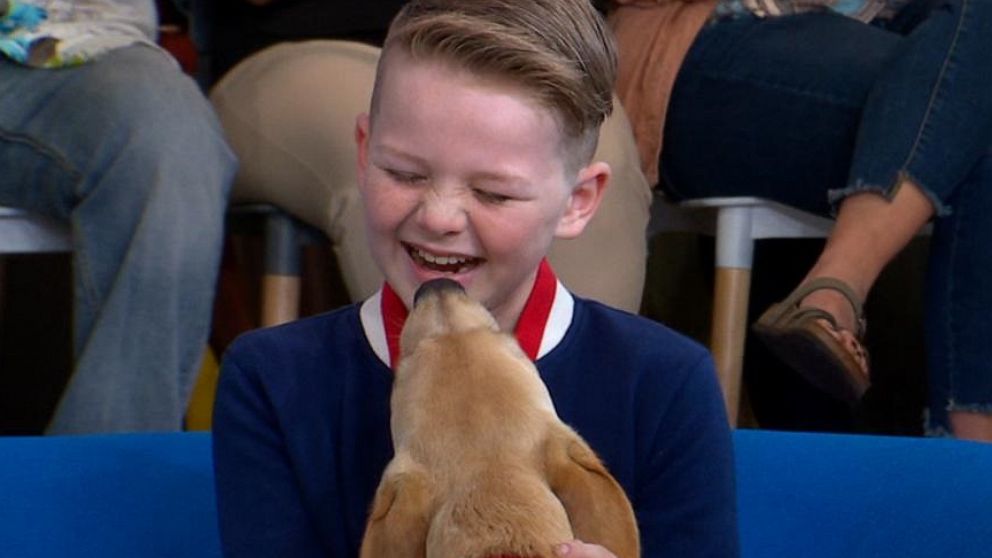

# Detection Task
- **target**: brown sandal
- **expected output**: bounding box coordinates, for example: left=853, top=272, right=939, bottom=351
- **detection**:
left=752, top=277, right=870, bottom=403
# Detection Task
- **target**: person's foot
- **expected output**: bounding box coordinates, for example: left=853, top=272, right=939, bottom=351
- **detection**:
left=753, top=277, right=870, bottom=402
left=797, top=284, right=869, bottom=381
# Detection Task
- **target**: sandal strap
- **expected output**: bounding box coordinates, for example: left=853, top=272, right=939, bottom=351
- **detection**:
left=789, top=307, right=839, bottom=328
left=778, top=277, right=867, bottom=337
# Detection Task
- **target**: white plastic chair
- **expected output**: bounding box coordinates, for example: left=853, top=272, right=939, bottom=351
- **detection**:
left=0, top=207, right=71, bottom=255
left=0, top=206, right=71, bottom=340
left=648, top=193, right=838, bottom=425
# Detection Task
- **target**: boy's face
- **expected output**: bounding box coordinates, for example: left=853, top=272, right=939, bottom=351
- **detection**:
left=356, top=51, right=607, bottom=330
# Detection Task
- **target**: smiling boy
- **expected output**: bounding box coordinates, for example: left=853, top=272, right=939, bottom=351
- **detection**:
left=212, top=1, right=738, bottom=557
left=356, top=43, right=609, bottom=331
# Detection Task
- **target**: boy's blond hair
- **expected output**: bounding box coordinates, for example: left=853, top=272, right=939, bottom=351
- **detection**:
left=371, top=0, right=618, bottom=167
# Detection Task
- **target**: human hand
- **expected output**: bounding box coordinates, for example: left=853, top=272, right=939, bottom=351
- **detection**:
left=554, top=540, right=618, bottom=558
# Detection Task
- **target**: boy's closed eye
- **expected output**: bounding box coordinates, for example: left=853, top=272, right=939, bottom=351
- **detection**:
left=383, top=168, right=427, bottom=184
left=381, top=165, right=519, bottom=205
left=473, top=188, right=514, bottom=205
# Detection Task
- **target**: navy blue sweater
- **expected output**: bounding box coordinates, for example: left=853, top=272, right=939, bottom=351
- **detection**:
left=213, top=295, right=739, bottom=557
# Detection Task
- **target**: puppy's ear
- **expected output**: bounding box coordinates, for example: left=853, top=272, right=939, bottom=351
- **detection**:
left=360, top=468, right=433, bottom=558
left=543, top=427, right=640, bottom=558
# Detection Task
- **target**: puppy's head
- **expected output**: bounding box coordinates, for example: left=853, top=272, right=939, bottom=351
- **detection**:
left=393, top=279, right=553, bottom=449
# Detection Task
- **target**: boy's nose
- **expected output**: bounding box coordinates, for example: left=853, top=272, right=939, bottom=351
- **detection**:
left=417, top=190, right=468, bottom=235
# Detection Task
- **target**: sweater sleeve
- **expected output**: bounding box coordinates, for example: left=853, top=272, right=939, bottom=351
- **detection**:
left=212, top=339, right=326, bottom=558
left=636, top=351, right=740, bottom=558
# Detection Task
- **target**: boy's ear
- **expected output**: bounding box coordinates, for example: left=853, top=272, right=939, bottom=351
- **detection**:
left=555, top=161, right=610, bottom=239
left=355, top=112, right=371, bottom=184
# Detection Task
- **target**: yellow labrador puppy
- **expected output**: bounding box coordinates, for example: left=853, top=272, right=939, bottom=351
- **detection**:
left=361, top=279, right=640, bottom=558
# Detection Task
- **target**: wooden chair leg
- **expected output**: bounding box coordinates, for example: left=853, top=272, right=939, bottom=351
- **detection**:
left=709, top=266, right=751, bottom=426
left=261, top=275, right=301, bottom=327
left=261, top=211, right=301, bottom=327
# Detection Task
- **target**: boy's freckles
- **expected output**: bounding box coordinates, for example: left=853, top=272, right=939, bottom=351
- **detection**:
left=357, top=52, right=577, bottom=331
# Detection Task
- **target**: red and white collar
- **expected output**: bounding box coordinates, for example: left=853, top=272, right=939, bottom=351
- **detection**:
left=360, top=259, right=574, bottom=369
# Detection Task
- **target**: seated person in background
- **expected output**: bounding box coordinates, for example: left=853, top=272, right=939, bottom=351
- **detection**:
left=0, top=0, right=235, bottom=433
left=607, top=0, right=992, bottom=440
left=212, top=1, right=738, bottom=556
left=207, top=0, right=652, bottom=314
left=205, top=0, right=408, bottom=85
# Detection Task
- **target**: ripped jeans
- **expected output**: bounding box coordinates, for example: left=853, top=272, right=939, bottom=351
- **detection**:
left=660, top=0, right=992, bottom=434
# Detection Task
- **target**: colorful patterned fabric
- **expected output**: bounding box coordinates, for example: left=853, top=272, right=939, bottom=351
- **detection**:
left=0, top=0, right=159, bottom=68
left=712, top=0, right=913, bottom=22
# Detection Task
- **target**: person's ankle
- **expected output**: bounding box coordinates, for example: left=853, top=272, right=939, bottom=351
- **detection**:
left=950, top=411, right=992, bottom=442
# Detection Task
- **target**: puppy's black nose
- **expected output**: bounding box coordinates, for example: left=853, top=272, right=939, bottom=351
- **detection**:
left=413, top=278, right=465, bottom=306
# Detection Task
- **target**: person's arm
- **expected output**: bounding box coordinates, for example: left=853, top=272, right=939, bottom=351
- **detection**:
left=636, top=352, right=740, bottom=557
left=212, top=342, right=326, bottom=557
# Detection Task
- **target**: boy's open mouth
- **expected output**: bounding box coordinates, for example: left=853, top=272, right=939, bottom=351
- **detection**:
left=405, top=243, right=482, bottom=274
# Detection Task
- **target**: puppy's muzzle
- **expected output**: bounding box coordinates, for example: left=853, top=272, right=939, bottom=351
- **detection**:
left=413, top=278, right=465, bottom=306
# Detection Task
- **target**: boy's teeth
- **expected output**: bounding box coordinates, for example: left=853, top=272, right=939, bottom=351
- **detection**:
left=418, top=248, right=466, bottom=265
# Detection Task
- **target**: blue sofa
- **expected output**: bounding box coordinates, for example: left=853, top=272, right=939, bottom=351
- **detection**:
left=2, top=430, right=990, bottom=557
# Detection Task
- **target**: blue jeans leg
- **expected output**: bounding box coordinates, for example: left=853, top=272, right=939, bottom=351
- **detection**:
left=0, top=46, right=236, bottom=433
left=924, top=151, right=992, bottom=435
left=661, top=11, right=902, bottom=215
left=662, top=0, right=992, bottom=433
left=838, top=0, right=992, bottom=214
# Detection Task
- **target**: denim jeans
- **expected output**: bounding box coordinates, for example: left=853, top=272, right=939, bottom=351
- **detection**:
left=661, top=0, right=992, bottom=434
left=0, top=46, right=236, bottom=433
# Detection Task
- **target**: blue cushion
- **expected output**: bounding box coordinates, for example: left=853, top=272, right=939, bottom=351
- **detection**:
left=735, top=430, right=992, bottom=558
left=2, top=430, right=991, bottom=558
left=0, top=432, right=219, bottom=558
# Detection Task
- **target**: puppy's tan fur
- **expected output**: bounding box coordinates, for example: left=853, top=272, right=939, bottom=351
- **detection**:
left=361, top=283, right=640, bottom=558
